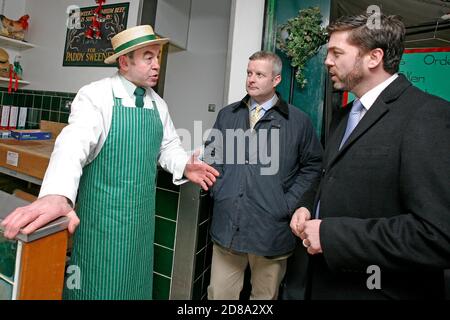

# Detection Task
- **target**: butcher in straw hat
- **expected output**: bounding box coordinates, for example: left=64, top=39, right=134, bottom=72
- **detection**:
left=1, top=25, right=219, bottom=300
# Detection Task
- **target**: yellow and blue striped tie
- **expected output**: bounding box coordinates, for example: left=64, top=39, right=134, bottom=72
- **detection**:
left=250, top=105, right=262, bottom=129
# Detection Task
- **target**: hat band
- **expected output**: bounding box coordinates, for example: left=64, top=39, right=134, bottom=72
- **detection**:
left=114, top=34, right=158, bottom=54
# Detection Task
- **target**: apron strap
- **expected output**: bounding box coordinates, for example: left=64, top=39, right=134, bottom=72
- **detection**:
left=112, top=88, right=122, bottom=108
left=151, top=100, right=160, bottom=116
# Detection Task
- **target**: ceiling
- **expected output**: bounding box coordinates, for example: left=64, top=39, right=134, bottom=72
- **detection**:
left=332, top=0, right=450, bottom=48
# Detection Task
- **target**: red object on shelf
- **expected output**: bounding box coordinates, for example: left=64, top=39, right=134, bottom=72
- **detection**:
left=8, top=64, right=19, bottom=93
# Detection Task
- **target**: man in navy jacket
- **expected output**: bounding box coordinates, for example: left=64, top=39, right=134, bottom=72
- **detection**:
left=205, top=51, right=322, bottom=299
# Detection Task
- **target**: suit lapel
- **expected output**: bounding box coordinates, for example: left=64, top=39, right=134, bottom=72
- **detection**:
left=337, top=100, right=389, bottom=152
left=327, top=100, right=389, bottom=168
left=324, top=108, right=349, bottom=165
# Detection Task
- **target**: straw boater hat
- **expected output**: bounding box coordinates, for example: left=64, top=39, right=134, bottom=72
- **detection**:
left=104, top=25, right=169, bottom=64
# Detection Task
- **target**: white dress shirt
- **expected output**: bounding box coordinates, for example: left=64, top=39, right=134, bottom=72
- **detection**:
left=39, top=72, right=189, bottom=204
left=358, top=73, right=398, bottom=119
left=249, top=94, right=278, bottom=118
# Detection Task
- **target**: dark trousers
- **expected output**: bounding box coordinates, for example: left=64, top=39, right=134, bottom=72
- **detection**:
left=279, top=238, right=310, bottom=300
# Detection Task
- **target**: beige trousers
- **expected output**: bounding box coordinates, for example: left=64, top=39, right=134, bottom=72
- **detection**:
left=207, top=244, right=287, bottom=300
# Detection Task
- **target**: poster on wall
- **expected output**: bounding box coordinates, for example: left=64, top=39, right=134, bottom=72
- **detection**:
left=399, top=48, right=450, bottom=101
left=62, top=2, right=129, bottom=67
left=343, top=47, right=450, bottom=104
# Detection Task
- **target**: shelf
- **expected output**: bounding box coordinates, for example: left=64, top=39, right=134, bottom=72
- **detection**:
left=0, top=35, right=35, bottom=50
left=0, top=77, right=30, bottom=86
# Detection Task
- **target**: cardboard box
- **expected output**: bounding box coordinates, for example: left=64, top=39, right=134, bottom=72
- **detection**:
left=10, top=129, right=52, bottom=141
left=0, top=130, right=11, bottom=139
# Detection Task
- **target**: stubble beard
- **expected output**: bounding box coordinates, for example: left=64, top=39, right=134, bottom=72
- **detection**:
left=333, top=56, right=364, bottom=92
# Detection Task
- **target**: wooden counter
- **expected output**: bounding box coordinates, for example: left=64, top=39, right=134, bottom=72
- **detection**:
left=0, top=122, right=68, bottom=300
left=0, top=121, right=65, bottom=184
left=0, top=138, right=54, bottom=183
left=0, top=191, right=68, bottom=300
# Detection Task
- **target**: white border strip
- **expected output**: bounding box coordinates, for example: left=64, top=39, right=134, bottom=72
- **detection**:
left=0, top=273, right=14, bottom=285
left=11, top=241, right=22, bottom=300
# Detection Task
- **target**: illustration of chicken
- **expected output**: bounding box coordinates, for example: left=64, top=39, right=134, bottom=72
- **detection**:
left=0, top=14, right=29, bottom=41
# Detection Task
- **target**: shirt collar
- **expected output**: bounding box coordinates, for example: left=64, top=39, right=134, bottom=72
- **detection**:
left=359, top=73, right=398, bottom=111
left=114, top=73, right=156, bottom=108
left=119, top=74, right=146, bottom=99
left=250, top=94, right=278, bottom=112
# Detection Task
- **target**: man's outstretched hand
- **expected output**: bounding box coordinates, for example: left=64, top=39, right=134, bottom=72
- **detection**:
left=184, top=151, right=220, bottom=191
left=1, top=195, right=80, bottom=240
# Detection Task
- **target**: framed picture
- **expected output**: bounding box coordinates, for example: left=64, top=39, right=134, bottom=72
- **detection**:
left=63, top=2, right=129, bottom=67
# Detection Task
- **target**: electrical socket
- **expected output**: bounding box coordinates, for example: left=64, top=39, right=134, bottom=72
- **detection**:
left=64, top=101, right=72, bottom=110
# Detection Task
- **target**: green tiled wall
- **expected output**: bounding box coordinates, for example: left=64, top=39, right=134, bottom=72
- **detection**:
left=154, top=217, right=176, bottom=249
left=0, top=87, right=76, bottom=128
left=153, top=273, right=171, bottom=300
left=197, top=221, right=209, bottom=251
left=0, top=237, right=17, bottom=280
left=192, top=191, right=214, bottom=300
left=0, top=234, right=16, bottom=300
left=153, top=169, right=179, bottom=300
left=155, top=189, right=179, bottom=221
left=154, top=245, right=174, bottom=278
left=194, top=247, right=206, bottom=281
left=156, top=170, right=180, bottom=193
left=153, top=169, right=215, bottom=300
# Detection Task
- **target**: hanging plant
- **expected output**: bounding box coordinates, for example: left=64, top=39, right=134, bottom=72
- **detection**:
left=276, top=7, right=327, bottom=88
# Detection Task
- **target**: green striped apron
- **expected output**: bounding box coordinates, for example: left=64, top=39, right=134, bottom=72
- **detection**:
left=64, top=92, right=163, bottom=300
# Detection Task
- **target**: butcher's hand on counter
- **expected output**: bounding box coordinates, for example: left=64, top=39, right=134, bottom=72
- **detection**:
left=184, top=151, right=220, bottom=191
left=1, top=195, right=80, bottom=240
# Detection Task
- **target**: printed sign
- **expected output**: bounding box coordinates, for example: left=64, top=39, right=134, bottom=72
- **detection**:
left=6, top=151, right=18, bottom=167
left=63, top=2, right=129, bottom=67
left=400, top=48, right=450, bottom=101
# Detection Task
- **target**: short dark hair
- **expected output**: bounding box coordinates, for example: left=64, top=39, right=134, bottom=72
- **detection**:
left=327, top=13, right=405, bottom=74
left=249, top=51, right=282, bottom=76
left=117, top=51, right=135, bottom=69
left=126, top=51, right=135, bottom=60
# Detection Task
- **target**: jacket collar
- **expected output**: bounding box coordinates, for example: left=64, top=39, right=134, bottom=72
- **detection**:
left=377, top=73, right=412, bottom=104
left=232, top=92, right=289, bottom=118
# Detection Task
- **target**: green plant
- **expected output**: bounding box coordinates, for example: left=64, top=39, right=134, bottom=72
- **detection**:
left=277, top=7, right=327, bottom=88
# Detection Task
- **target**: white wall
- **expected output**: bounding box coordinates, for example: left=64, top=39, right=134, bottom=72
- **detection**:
left=0, top=0, right=26, bottom=85
left=22, top=0, right=141, bottom=93
left=1, top=0, right=26, bottom=18
left=163, top=0, right=231, bottom=149
left=224, top=0, right=265, bottom=104
left=155, top=0, right=191, bottom=49
left=1, top=0, right=266, bottom=141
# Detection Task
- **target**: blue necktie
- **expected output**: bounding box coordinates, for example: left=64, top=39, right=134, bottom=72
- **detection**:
left=134, top=87, right=146, bottom=108
left=315, top=99, right=364, bottom=219
left=339, top=99, right=364, bottom=149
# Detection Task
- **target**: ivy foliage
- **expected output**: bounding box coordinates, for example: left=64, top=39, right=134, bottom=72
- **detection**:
left=277, top=7, right=327, bottom=88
